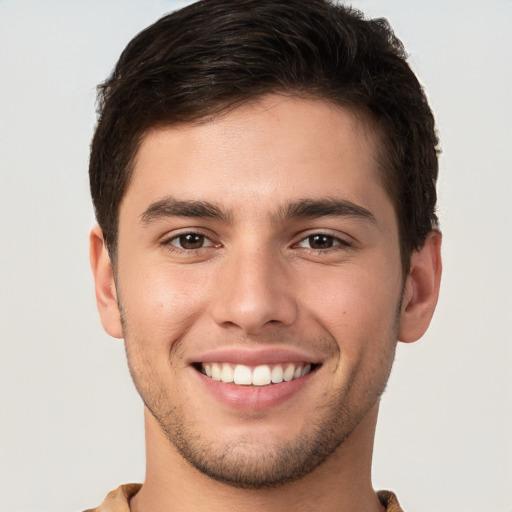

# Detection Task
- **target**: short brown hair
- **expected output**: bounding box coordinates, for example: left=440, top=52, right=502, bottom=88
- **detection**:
left=89, top=0, right=439, bottom=271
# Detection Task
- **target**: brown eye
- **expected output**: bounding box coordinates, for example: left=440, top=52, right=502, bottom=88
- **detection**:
left=307, top=234, right=335, bottom=249
left=175, top=233, right=206, bottom=249
left=296, top=233, right=349, bottom=251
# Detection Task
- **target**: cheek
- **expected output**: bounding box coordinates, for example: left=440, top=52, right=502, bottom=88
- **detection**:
left=301, top=260, right=402, bottom=355
left=117, top=262, right=212, bottom=347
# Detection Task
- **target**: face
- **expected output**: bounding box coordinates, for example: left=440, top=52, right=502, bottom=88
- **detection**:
left=110, top=96, right=406, bottom=487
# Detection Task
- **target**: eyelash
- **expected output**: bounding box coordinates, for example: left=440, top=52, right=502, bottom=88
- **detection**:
left=162, top=231, right=351, bottom=253
left=163, top=231, right=220, bottom=252
left=295, top=233, right=352, bottom=251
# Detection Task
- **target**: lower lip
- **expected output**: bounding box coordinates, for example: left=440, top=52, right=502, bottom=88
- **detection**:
left=196, top=370, right=314, bottom=411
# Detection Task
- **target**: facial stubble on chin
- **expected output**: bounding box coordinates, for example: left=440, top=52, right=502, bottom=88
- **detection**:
left=119, top=302, right=401, bottom=490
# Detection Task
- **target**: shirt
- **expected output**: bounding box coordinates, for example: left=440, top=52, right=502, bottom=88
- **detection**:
left=84, top=484, right=405, bottom=511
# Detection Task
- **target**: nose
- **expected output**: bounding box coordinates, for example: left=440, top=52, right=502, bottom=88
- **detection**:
left=210, top=245, right=298, bottom=335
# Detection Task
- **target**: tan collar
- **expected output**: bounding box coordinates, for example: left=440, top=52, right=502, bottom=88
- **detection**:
left=86, top=484, right=404, bottom=512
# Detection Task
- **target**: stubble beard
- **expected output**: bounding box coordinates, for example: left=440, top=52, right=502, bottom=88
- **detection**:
left=124, top=349, right=397, bottom=489
left=120, top=305, right=400, bottom=489
left=171, top=406, right=354, bottom=489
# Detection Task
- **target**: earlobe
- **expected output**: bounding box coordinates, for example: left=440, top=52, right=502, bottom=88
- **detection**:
left=89, top=225, right=123, bottom=339
left=398, top=231, right=442, bottom=343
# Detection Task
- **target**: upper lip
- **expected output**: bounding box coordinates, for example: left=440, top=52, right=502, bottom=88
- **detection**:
left=188, top=346, right=322, bottom=366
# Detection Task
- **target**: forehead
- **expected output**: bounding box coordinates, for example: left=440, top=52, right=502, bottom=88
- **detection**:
left=122, top=95, right=392, bottom=223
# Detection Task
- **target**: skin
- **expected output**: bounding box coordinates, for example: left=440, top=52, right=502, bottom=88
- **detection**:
left=91, top=95, right=442, bottom=512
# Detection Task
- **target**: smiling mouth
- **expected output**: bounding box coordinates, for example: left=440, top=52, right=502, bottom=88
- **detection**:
left=195, top=362, right=320, bottom=387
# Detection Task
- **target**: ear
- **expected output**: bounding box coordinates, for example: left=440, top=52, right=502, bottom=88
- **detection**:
left=398, top=231, right=442, bottom=343
left=89, top=225, right=123, bottom=339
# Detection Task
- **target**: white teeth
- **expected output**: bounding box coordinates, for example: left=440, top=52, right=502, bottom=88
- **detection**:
left=220, top=363, right=234, bottom=383
left=283, top=364, right=295, bottom=382
left=271, top=365, right=284, bottom=384
left=201, top=362, right=314, bottom=386
left=233, top=364, right=252, bottom=385
left=252, top=365, right=272, bottom=386
left=211, top=363, right=221, bottom=381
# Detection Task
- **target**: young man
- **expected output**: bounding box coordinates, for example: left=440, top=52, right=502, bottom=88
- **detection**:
left=88, top=1, right=442, bottom=510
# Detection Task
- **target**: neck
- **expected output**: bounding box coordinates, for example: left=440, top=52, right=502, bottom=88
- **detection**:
left=130, top=405, right=384, bottom=512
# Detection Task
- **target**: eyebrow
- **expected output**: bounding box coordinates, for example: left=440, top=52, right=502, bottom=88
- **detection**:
left=275, top=198, right=377, bottom=224
left=140, top=196, right=376, bottom=226
left=140, top=196, right=231, bottom=224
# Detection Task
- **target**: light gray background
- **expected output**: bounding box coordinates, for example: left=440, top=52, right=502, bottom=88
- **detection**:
left=1, top=1, right=511, bottom=511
